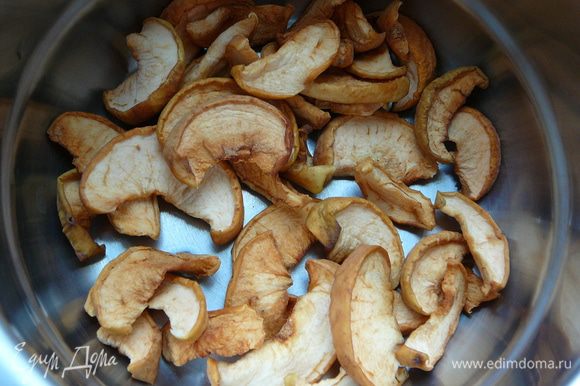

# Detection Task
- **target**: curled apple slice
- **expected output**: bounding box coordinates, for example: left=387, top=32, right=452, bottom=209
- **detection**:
left=148, top=274, right=208, bottom=341
left=400, top=231, right=469, bottom=315
left=314, top=100, right=382, bottom=116
left=207, top=259, right=339, bottom=386
left=226, top=232, right=292, bottom=337
left=448, top=107, right=501, bottom=200
left=347, top=44, right=406, bottom=80
left=80, top=126, right=244, bottom=244
left=232, top=203, right=316, bottom=269
left=391, top=16, right=437, bottom=112
left=225, top=35, right=259, bottom=66
left=333, top=0, right=385, bottom=53
left=394, top=291, right=428, bottom=335
left=231, top=21, right=340, bottom=99
left=330, top=245, right=407, bottom=386
left=306, top=197, right=403, bottom=288
left=415, top=66, right=489, bottom=162
left=396, top=264, right=467, bottom=371
left=185, top=6, right=231, bottom=48
left=377, top=0, right=409, bottom=61
left=314, top=112, right=437, bottom=183
left=57, top=170, right=104, bottom=261
left=284, top=0, right=347, bottom=37
left=97, top=311, right=162, bottom=384
left=332, top=39, right=355, bottom=68
left=48, top=112, right=161, bottom=238
left=464, top=269, right=499, bottom=313
left=286, top=96, right=331, bottom=131
left=87, top=246, right=219, bottom=334
left=302, top=71, right=409, bottom=104
left=103, top=18, right=185, bottom=125
left=435, top=192, right=510, bottom=296
left=261, top=41, right=279, bottom=57
left=355, top=158, right=435, bottom=229
left=183, top=13, right=258, bottom=85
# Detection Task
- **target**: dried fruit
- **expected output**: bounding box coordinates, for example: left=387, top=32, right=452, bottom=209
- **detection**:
left=355, top=158, right=435, bottom=229
left=332, top=39, right=355, bottom=68
left=394, top=291, right=428, bottom=335
left=314, top=112, right=437, bottom=183
left=103, top=18, right=185, bottom=124
left=314, top=100, right=382, bottom=116
left=225, top=35, right=259, bottom=66
left=377, top=0, right=409, bottom=61
left=286, top=96, right=331, bottom=131
left=334, top=1, right=385, bottom=53
left=347, top=44, right=406, bottom=80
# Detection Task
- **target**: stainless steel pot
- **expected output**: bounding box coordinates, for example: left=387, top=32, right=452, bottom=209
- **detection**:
left=0, top=0, right=578, bottom=385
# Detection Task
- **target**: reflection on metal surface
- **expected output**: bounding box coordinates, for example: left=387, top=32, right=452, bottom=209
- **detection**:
left=0, top=0, right=578, bottom=385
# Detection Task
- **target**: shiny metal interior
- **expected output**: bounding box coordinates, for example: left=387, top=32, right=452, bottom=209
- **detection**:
left=0, top=0, right=578, bottom=385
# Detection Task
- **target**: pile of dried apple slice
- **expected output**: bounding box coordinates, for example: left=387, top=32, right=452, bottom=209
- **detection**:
left=48, top=0, right=509, bottom=384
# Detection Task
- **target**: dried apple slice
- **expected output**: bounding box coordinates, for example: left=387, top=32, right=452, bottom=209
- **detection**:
left=48, top=112, right=160, bottom=238
left=396, top=264, right=467, bottom=371
left=97, top=311, right=161, bottom=384
left=435, top=192, right=510, bottom=296
left=448, top=107, right=501, bottom=200
left=185, top=6, right=232, bottom=48
left=302, top=71, right=409, bottom=104
left=415, top=66, right=489, bottom=163
left=231, top=21, right=340, bottom=99
left=207, top=259, right=339, bottom=386
left=225, top=35, right=259, bottom=66
left=314, top=100, right=382, bottom=116
left=330, top=245, right=407, bottom=386
left=261, top=41, right=279, bottom=57
left=332, top=39, right=354, bottom=68
left=157, top=77, right=243, bottom=145
left=183, top=13, right=258, bottom=85
left=225, top=232, right=292, bottom=337
left=464, top=269, right=499, bottom=313
left=400, top=231, right=469, bottom=315
left=286, top=96, right=331, bottom=131
left=173, top=95, right=293, bottom=186
left=57, top=170, right=104, bottom=261
left=232, top=203, right=316, bottom=269
left=284, top=0, right=347, bottom=38
left=394, top=291, right=428, bottom=335
left=314, top=112, right=437, bottom=183
left=103, top=18, right=185, bottom=125
left=376, top=0, right=409, bottom=61
left=87, top=246, right=219, bottom=334
left=355, top=158, right=435, bottom=229
left=334, top=0, right=385, bottom=53
left=163, top=304, right=265, bottom=366
left=80, top=126, right=243, bottom=244
left=306, top=197, right=403, bottom=288
left=289, top=368, right=357, bottom=386
left=148, top=274, right=208, bottom=341
left=391, top=16, right=437, bottom=112
left=347, top=44, right=406, bottom=80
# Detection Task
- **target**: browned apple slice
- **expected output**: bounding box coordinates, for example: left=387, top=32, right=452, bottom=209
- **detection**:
left=396, top=264, right=467, bottom=371
left=286, top=96, right=331, bottom=131
left=185, top=6, right=231, bottom=47
left=394, top=291, right=428, bottom=335
left=284, top=0, right=347, bottom=38
left=332, top=39, right=355, bottom=68
left=103, top=18, right=185, bottom=125
left=376, top=0, right=409, bottom=61
left=464, top=269, right=499, bottom=313
left=172, top=95, right=293, bottom=187
left=225, top=35, right=259, bottom=66
left=314, top=99, right=383, bottom=116
left=400, top=231, right=469, bottom=315
left=57, top=170, right=104, bottom=261
left=415, top=66, right=489, bottom=163
left=225, top=232, right=292, bottom=337
left=348, top=44, right=406, bottom=80
left=302, top=71, right=409, bottom=104
left=448, top=107, right=501, bottom=200
left=435, top=192, right=510, bottom=296
left=163, top=304, right=265, bottom=366
left=391, top=16, right=437, bottom=112
left=231, top=21, right=340, bottom=99
left=48, top=112, right=161, bottom=238
left=87, top=246, right=219, bottom=334
left=232, top=203, right=316, bottom=269
left=80, top=126, right=244, bottom=245
left=306, top=197, right=403, bottom=288
left=330, top=245, right=407, bottom=386
left=333, top=0, right=385, bottom=53
left=148, top=274, right=208, bottom=341
left=182, top=13, right=258, bottom=85
left=314, top=112, right=437, bottom=183
left=97, top=311, right=162, bottom=384
left=355, top=158, right=435, bottom=229
left=207, top=259, right=339, bottom=386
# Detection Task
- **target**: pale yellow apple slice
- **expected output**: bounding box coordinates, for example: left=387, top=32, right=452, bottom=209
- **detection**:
left=394, top=291, right=428, bottom=335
